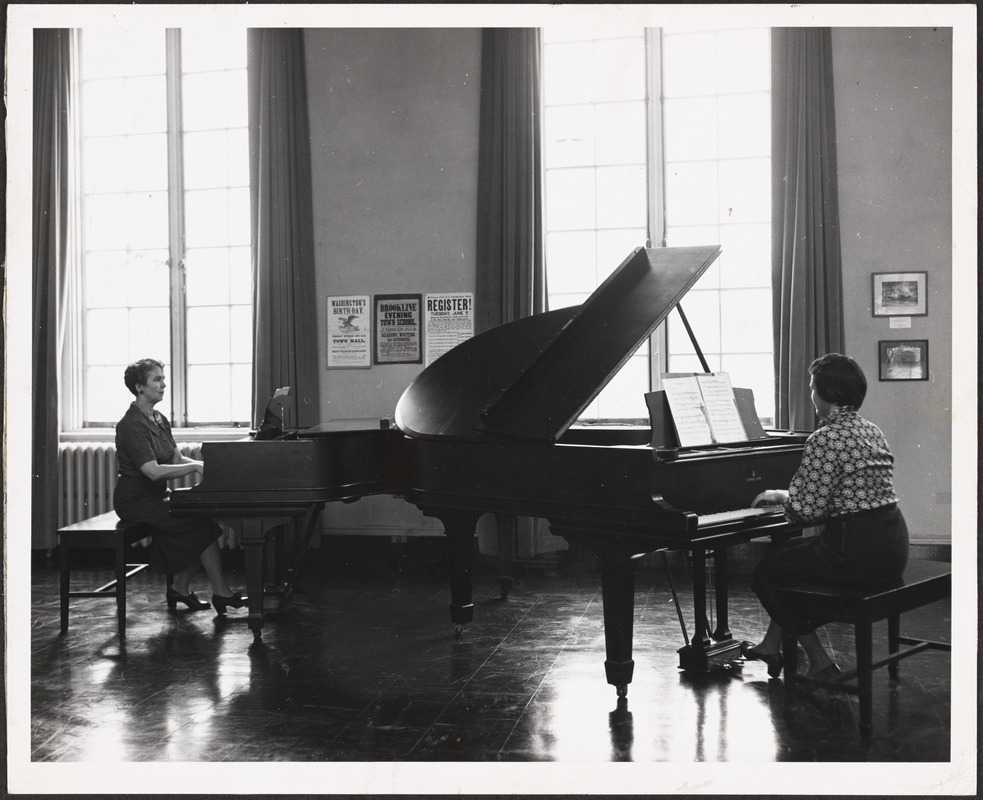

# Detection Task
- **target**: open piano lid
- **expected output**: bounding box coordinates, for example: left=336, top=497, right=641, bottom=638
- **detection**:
left=395, top=245, right=721, bottom=442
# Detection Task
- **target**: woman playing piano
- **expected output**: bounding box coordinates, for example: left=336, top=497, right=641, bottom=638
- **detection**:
left=742, top=353, right=909, bottom=680
left=113, top=358, right=248, bottom=615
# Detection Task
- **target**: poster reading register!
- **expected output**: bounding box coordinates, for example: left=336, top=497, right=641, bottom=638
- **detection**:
left=425, top=292, right=474, bottom=366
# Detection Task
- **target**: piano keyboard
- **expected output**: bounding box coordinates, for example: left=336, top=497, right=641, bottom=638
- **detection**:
left=697, top=505, right=785, bottom=526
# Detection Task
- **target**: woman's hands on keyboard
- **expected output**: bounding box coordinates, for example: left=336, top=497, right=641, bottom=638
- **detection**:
left=752, top=489, right=789, bottom=508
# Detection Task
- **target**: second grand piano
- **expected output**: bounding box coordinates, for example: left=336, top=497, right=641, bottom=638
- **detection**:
left=172, top=245, right=809, bottom=696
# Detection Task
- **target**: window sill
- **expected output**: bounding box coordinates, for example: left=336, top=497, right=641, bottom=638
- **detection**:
left=60, top=427, right=251, bottom=444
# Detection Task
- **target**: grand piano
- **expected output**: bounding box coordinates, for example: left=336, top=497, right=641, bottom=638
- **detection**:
left=171, top=245, right=809, bottom=696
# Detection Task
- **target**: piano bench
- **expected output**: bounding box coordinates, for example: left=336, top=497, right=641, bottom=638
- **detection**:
left=778, top=558, right=951, bottom=735
left=57, top=511, right=172, bottom=637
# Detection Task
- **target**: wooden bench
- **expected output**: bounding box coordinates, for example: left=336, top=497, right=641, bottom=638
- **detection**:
left=58, top=511, right=171, bottom=637
left=778, top=558, right=951, bottom=734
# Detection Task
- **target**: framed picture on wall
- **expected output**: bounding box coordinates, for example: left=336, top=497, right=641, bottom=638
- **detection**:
left=871, top=272, right=928, bottom=316
left=878, top=339, right=929, bottom=381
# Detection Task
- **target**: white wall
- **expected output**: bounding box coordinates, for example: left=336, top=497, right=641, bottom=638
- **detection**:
left=832, top=27, right=953, bottom=543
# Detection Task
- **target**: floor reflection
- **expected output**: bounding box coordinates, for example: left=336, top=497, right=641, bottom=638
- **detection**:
left=30, top=544, right=951, bottom=763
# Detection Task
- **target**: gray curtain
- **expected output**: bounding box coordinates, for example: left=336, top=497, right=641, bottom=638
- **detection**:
left=475, top=28, right=546, bottom=335
left=772, top=28, right=844, bottom=431
left=474, top=29, right=561, bottom=558
left=247, top=29, right=320, bottom=429
left=32, top=30, right=77, bottom=550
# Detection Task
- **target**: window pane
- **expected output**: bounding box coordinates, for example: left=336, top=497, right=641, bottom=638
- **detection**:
left=229, top=247, right=252, bottom=304
left=187, top=364, right=231, bottom=422
left=662, top=32, right=717, bottom=97
left=85, top=194, right=129, bottom=250
left=81, top=28, right=166, bottom=78
left=187, top=306, right=231, bottom=364
left=547, top=231, right=597, bottom=295
left=595, top=102, right=647, bottom=166
left=545, top=105, right=595, bottom=169
left=717, top=29, right=770, bottom=95
left=126, top=191, right=170, bottom=249
left=230, top=363, right=252, bottom=423
left=230, top=305, right=252, bottom=363
left=546, top=169, right=596, bottom=231
left=185, top=248, right=231, bottom=306
left=86, top=366, right=135, bottom=423
left=720, top=353, right=774, bottom=424
left=664, top=98, right=718, bottom=162
left=85, top=252, right=128, bottom=308
left=228, top=187, right=251, bottom=245
left=593, top=38, right=646, bottom=102
left=596, top=165, right=647, bottom=229
left=227, top=128, right=250, bottom=187
left=719, top=224, right=770, bottom=288
left=128, top=307, right=171, bottom=363
left=594, top=354, right=649, bottom=419
left=126, top=250, right=170, bottom=308
left=717, top=93, right=770, bottom=159
left=665, top=162, right=719, bottom=227
left=544, top=42, right=595, bottom=104
left=184, top=130, right=231, bottom=189
left=181, top=28, right=247, bottom=72
left=668, top=291, right=719, bottom=355
left=185, top=189, right=230, bottom=247
left=668, top=353, right=721, bottom=374
left=718, top=158, right=770, bottom=224
left=720, top=289, right=772, bottom=352
left=86, top=309, right=128, bottom=364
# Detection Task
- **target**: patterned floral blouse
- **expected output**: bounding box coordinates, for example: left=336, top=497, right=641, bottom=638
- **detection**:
left=785, top=406, right=899, bottom=523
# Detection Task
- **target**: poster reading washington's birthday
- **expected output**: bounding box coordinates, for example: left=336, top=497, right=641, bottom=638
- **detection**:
left=374, top=293, right=422, bottom=365
left=425, top=292, right=474, bottom=366
left=326, top=295, right=371, bottom=368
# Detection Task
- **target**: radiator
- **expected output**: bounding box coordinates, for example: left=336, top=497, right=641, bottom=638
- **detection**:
left=57, top=442, right=203, bottom=527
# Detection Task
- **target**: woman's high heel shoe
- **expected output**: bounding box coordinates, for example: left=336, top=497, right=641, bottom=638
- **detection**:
left=212, top=590, right=248, bottom=616
left=740, top=640, right=784, bottom=679
left=166, top=586, right=211, bottom=611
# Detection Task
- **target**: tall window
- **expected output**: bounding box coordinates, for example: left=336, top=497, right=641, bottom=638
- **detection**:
left=543, top=26, right=775, bottom=425
left=78, top=27, right=250, bottom=427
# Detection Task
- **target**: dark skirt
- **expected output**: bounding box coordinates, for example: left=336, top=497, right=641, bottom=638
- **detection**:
left=751, top=503, right=909, bottom=634
left=114, top=475, right=221, bottom=573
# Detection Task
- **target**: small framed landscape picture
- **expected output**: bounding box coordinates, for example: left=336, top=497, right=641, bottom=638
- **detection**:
left=871, top=271, right=928, bottom=316
left=878, top=339, right=929, bottom=382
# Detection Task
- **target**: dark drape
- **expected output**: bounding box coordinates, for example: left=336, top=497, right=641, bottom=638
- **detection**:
left=474, top=29, right=558, bottom=557
left=32, top=30, right=76, bottom=550
left=772, top=28, right=844, bottom=430
left=247, top=29, right=320, bottom=429
left=475, top=28, right=546, bottom=334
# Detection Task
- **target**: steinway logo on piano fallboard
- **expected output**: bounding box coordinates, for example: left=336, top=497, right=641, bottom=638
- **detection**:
left=745, top=470, right=763, bottom=483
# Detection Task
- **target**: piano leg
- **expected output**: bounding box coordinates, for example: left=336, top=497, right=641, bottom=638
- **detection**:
left=710, top=547, right=733, bottom=643
left=430, top=509, right=480, bottom=634
left=496, top=514, right=515, bottom=599
left=677, top=547, right=741, bottom=673
left=595, top=538, right=638, bottom=698
left=238, top=518, right=268, bottom=641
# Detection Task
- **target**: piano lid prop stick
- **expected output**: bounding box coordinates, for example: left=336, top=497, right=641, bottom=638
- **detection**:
left=676, top=303, right=711, bottom=374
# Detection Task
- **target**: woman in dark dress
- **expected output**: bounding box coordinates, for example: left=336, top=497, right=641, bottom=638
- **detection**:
left=113, top=358, right=247, bottom=614
left=741, top=353, right=909, bottom=680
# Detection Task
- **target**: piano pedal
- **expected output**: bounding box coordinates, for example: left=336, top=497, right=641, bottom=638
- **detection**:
left=677, top=639, right=743, bottom=674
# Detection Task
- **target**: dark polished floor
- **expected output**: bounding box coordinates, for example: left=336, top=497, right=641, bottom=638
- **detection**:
left=30, top=538, right=952, bottom=771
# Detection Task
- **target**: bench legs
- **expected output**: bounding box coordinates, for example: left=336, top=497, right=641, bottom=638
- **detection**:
left=855, top=621, right=874, bottom=734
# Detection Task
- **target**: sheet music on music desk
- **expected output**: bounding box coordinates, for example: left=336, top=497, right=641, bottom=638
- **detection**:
left=696, top=373, right=748, bottom=443
left=662, top=376, right=714, bottom=446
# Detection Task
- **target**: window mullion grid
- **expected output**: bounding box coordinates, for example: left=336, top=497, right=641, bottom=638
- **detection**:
left=165, top=29, right=188, bottom=426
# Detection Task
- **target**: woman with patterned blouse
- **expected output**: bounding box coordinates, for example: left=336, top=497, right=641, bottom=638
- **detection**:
left=740, top=353, right=909, bottom=681
left=113, top=358, right=247, bottom=615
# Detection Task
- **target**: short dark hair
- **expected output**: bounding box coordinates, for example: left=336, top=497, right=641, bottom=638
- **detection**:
left=809, top=353, right=867, bottom=409
left=124, top=359, right=164, bottom=397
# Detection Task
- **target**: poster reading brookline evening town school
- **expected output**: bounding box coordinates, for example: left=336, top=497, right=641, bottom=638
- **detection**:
left=425, top=292, right=474, bottom=366
left=326, top=295, right=371, bottom=369
left=374, top=294, right=423, bottom=365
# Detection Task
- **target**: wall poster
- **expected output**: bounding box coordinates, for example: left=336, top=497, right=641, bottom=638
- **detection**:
left=425, top=292, right=474, bottom=366
left=374, top=293, right=423, bottom=365
left=326, top=295, right=371, bottom=369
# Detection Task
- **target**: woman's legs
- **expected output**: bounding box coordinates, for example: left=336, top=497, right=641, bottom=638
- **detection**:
left=748, top=620, right=836, bottom=676
left=198, top=541, right=235, bottom=596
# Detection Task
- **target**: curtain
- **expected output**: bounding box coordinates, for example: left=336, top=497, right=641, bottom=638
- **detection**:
left=473, top=29, right=561, bottom=558
left=32, top=30, right=77, bottom=551
left=247, top=30, right=320, bottom=429
left=772, top=28, right=844, bottom=431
